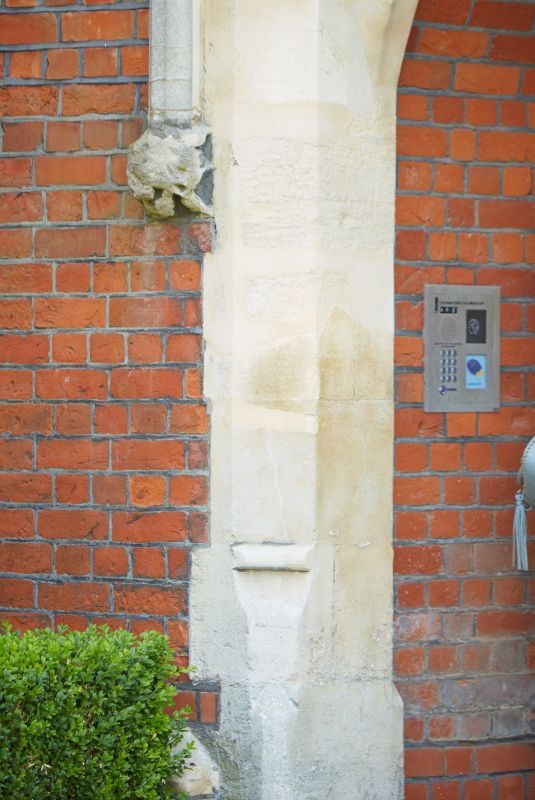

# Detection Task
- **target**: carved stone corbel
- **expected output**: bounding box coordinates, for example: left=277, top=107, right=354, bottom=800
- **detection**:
left=127, top=124, right=213, bottom=219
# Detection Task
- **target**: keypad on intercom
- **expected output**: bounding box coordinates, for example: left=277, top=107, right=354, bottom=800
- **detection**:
left=440, top=348, right=457, bottom=384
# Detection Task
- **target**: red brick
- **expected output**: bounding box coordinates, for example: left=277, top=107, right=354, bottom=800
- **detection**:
left=397, top=582, right=426, bottom=609
left=395, top=231, right=427, bottom=262
left=398, top=161, right=432, bottom=191
left=133, top=548, right=166, bottom=578
left=492, top=233, right=523, bottom=264
left=83, top=120, right=118, bottom=150
left=169, top=476, right=208, bottom=507
left=52, top=334, right=87, bottom=364
left=187, top=223, right=212, bottom=253
left=0, top=510, right=34, bottom=539
left=494, top=577, right=524, bottom=606
left=56, top=475, right=89, bottom=504
left=501, top=100, right=526, bottom=127
left=35, top=228, right=106, bottom=259
left=0, top=404, right=52, bottom=435
left=479, top=132, right=535, bottom=163
left=38, top=510, right=107, bottom=541
left=10, top=50, right=42, bottom=79
left=444, top=476, right=475, bottom=505
left=396, top=442, right=427, bottom=472
left=199, top=692, right=217, bottom=724
left=429, top=510, right=460, bottom=539
left=405, top=748, right=444, bottom=778
left=0, top=541, right=51, bottom=575
left=0, top=86, right=58, bottom=116
left=109, top=225, right=182, bottom=257
left=479, top=200, right=535, bottom=229
left=39, top=582, right=109, bottom=613
left=46, top=121, right=81, bottom=153
left=185, top=368, right=202, bottom=398
left=0, top=230, right=32, bottom=259
left=169, top=260, right=201, bottom=291
left=56, top=545, right=90, bottom=577
left=0, top=157, right=31, bottom=188
left=396, top=647, right=425, bottom=676
left=87, top=191, right=122, bottom=220
left=0, top=13, right=57, bottom=44
left=458, top=234, right=488, bottom=264
left=110, top=369, right=181, bottom=399
left=128, top=334, right=163, bottom=363
left=399, top=60, right=451, bottom=90
left=477, top=611, right=535, bottom=637
left=2, top=121, right=43, bottom=152
left=35, top=297, right=106, bottom=328
left=476, top=743, right=535, bottom=774
left=83, top=47, right=117, bottom=77
left=429, top=581, right=459, bottom=608
left=46, top=191, right=83, bottom=222
left=0, top=193, right=42, bottom=223
left=397, top=127, right=448, bottom=158
left=112, top=512, right=186, bottom=543
left=0, top=578, right=34, bottom=608
left=93, top=546, right=128, bottom=576
left=112, top=440, right=184, bottom=471
left=397, top=94, right=429, bottom=122
left=110, top=297, right=181, bottom=328
left=130, top=476, right=166, bottom=508
left=405, top=784, right=428, bottom=800
left=36, top=370, right=106, bottom=401
left=466, top=98, right=497, bottom=126
left=121, top=45, right=148, bottom=76
left=418, top=29, right=488, bottom=58
left=93, top=405, right=128, bottom=435
left=62, top=11, right=133, bottom=41
left=0, top=474, right=51, bottom=503
left=62, top=84, right=135, bottom=115
left=38, top=440, right=108, bottom=470
left=0, top=333, right=48, bottom=365
left=0, top=370, right=33, bottom=400
left=93, top=475, right=126, bottom=506
left=433, top=97, right=464, bottom=125
left=90, top=334, right=125, bottom=364
left=46, top=49, right=78, bottom=79
left=114, top=584, right=186, bottom=616
left=429, top=233, right=456, bottom=262
left=471, top=1, right=535, bottom=31
left=431, top=780, right=461, bottom=800
left=503, top=166, right=532, bottom=196
left=416, top=0, right=470, bottom=23
left=455, top=63, right=520, bottom=95
left=56, top=263, right=90, bottom=293
left=394, top=545, right=442, bottom=575
left=93, top=263, right=128, bottom=293
left=0, top=300, right=33, bottom=331
left=36, top=155, right=105, bottom=186
left=496, top=776, right=525, bottom=800
left=56, top=404, right=91, bottom=434
left=131, top=404, right=166, bottom=434
left=397, top=196, right=445, bottom=226
left=434, top=164, right=464, bottom=194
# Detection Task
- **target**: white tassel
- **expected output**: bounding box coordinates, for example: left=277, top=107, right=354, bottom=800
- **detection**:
left=513, top=490, right=529, bottom=571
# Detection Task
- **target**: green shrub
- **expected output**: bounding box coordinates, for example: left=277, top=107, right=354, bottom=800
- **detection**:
left=0, top=624, right=193, bottom=800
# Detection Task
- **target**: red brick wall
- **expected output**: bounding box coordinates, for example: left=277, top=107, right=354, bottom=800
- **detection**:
left=0, top=2, right=216, bottom=723
left=395, top=0, right=535, bottom=797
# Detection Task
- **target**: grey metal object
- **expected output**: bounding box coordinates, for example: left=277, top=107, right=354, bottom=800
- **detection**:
left=424, top=284, right=500, bottom=413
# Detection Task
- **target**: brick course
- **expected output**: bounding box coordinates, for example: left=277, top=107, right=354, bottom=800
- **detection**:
left=0, top=0, right=213, bottom=717
left=395, top=1, right=535, bottom=796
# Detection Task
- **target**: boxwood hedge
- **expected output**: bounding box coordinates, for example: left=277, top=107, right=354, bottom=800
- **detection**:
left=0, top=624, right=193, bottom=800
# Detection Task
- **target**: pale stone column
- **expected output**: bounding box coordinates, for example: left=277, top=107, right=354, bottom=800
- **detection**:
left=190, top=1, right=419, bottom=797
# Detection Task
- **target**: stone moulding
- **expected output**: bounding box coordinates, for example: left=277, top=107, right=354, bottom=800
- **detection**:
left=127, top=125, right=213, bottom=219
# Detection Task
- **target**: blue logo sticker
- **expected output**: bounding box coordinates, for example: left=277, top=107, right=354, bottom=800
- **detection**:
left=466, top=355, right=487, bottom=390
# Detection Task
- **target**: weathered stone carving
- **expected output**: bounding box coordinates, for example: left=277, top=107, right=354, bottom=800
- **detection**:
left=127, top=125, right=213, bottom=219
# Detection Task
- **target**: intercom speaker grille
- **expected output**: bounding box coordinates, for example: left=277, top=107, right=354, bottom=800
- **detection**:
left=440, top=317, right=459, bottom=342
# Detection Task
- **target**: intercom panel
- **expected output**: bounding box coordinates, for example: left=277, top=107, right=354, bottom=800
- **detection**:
left=424, top=285, right=500, bottom=413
